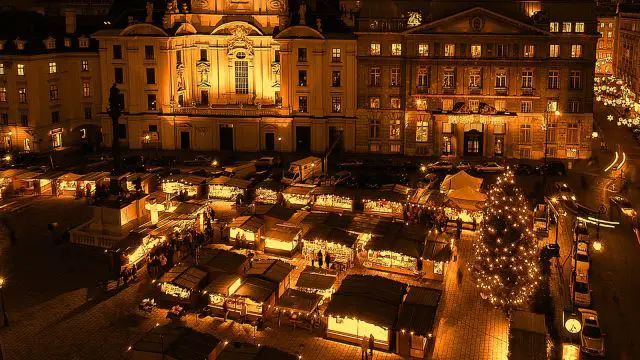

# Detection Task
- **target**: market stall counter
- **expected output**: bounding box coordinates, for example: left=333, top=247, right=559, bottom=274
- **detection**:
left=11, top=171, right=42, bottom=196
left=226, top=277, right=276, bottom=321
left=228, top=215, right=265, bottom=250
left=76, top=172, right=110, bottom=196
left=362, top=184, right=412, bottom=220
left=157, top=264, right=209, bottom=308
left=281, top=184, right=314, bottom=209
left=0, top=169, right=30, bottom=198
left=263, top=223, right=302, bottom=257
left=363, top=223, right=427, bottom=275
left=254, top=181, right=284, bottom=205
left=56, top=172, right=83, bottom=196
left=246, top=259, right=294, bottom=299
left=126, top=172, right=160, bottom=194
left=275, top=288, right=323, bottom=330
left=205, top=271, right=244, bottom=316
left=208, top=176, right=251, bottom=203
left=32, top=171, right=67, bottom=195
left=111, top=231, right=167, bottom=278
left=325, top=275, right=406, bottom=350
left=302, top=225, right=357, bottom=269
left=396, top=286, right=443, bottom=358
left=311, top=186, right=355, bottom=213
left=162, top=174, right=207, bottom=199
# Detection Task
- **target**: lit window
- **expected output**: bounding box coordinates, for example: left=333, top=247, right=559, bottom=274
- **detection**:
left=298, top=96, right=308, bottom=112
left=49, top=62, right=57, bottom=74
left=417, top=67, right=429, bottom=87
left=18, top=88, right=27, bottom=103
left=443, top=99, right=453, bottom=111
left=0, top=88, right=5, bottom=102
left=17, top=64, right=25, bottom=76
left=521, top=70, right=533, bottom=88
left=82, top=81, right=91, bottom=97
left=147, top=94, right=157, bottom=111
left=235, top=61, right=249, bottom=94
left=495, top=99, right=506, bottom=111
left=469, top=69, right=481, bottom=88
left=571, top=45, right=583, bottom=58
left=471, top=44, right=482, bottom=58
left=49, top=85, right=59, bottom=100
left=547, top=123, right=557, bottom=143
left=549, top=44, right=559, bottom=58
left=469, top=99, right=480, bottom=112
left=443, top=69, right=455, bottom=88
left=331, top=97, right=341, bottom=113
left=519, top=124, right=532, bottom=143
left=495, top=71, right=507, bottom=88
left=391, top=43, right=402, bottom=56
left=567, top=123, right=580, bottom=144
left=418, top=43, right=429, bottom=56
left=547, top=99, right=559, bottom=112
left=416, top=120, right=429, bottom=142
left=562, top=22, right=572, bottom=32
left=575, top=22, right=584, bottom=33
left=550, top=22, right=559, bottom=32
left=80, top=128, right=87, bottom=139
left=524, top=44, right=535, bottom=58
left=369, top=97, right=380, bottom=109
left=79, top=37, right=89, bottom=48
left=24, top=138, right=31, bottom=151
left=81, top=60, right=89, bottom=71
left=391, top=97, right=401, bottom=109
left=444, top=44, right=455, bottom=57
left=369, top=143, right=380, bottom=152
left=548, top=70, right=559, bottom=89
left=45, top=37, right=56, bottom=50
left=390, top=144, right=401, bottom=153
left=390, top=67, right=401, bottom=86
left=298, top=70, right=308, bottom=86
left=64, top=38, right=71, bottom=47
left=390, top=119, right=401, bottom=140
left=370, top=42, right=380, bottom=56
left=520, top=101, right=532, bottom=113
left=0, top=63, right=3, bottom=75
left=331, top=48, right=341, bottom=62
left=434, top=261, right=444, bottom=275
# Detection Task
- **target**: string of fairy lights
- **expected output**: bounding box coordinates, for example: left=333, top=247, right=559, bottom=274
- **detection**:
left=469, top=170, right=540, bottom=312
left=594, top=75, right=640, bottom=127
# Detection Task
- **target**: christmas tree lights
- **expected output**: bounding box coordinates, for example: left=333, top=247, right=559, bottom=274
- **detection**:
left=469, top=170, right=540, bottom=313
left=594, top=75, right=640, bottom=127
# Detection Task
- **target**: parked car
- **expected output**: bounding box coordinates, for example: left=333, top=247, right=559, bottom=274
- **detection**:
left=571, top=274, right=591, bottom=307
left=255, top=156, right=281, bottom=168
left=579, top=309, right=606, bottom=357
left=426, top=161, right=454, bottom=172
left=332, top=170, right=352, bottom=186
left=554, top=182, right=576, bottom=202
left=536, top=161, right=567, bottom=176
left=475, top=162, right=505, bottom=173
left=513, top=163, right=534, bottom=175
left=573, top=242, right=590, bottom=276
left=455, top=161, right=473, bottom=171
left=609, top=195, right=636, bottom=218
left=337, top=159, right=364, bottom=169
left=184, top=155, right=213, bottom=166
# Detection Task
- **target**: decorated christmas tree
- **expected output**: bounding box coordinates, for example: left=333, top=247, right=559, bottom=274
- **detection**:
left=470, top=170, right=540, bottom=313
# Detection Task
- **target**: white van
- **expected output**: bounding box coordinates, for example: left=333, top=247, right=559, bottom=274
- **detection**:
left=282, top=157, right=322, bottom=184
left=223, top=161, right=256, bottom=179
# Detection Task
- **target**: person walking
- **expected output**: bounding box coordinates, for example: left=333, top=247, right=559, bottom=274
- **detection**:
left=361, top=336, right=368, bottom=360
left=325, top=252, right=331, bottom=269
left=317, top=250, right=323, bottom=268
left=368, top=334, right=375, bottom=358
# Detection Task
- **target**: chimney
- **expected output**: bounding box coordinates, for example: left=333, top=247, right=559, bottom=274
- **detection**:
left=64, top=9, right=76, bottom=34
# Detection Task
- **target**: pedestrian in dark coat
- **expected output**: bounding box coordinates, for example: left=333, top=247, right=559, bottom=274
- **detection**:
left=317, top=250, right=323, bottom=268
left=368, top=334, right=375, bottom=357
left=325, top=253, right=331, bottom=269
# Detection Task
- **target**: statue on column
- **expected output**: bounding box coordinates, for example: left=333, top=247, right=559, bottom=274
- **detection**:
left=299, top=2, right=307, bottom=25
left=145, top=1, right=153, bottom=23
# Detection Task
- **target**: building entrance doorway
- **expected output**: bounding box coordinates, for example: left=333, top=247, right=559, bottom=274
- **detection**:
left=463, top=129, right=483, bottom=156
left=296, top=126, right=311, bottom=153
left=265, top=132, right=275, bottom=151
left=220, top=125, right=234, bottom=151
left=180, top=131, right=190, bottom=150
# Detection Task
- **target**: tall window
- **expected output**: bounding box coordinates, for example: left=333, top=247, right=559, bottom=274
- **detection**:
left=547, top=99, right=559, bottom=112
left=389, top=119, right=401, bottom=140
left=51, top=111, right=60, bottom=124
left=549, top=44, right=559, bottom=58
left=494, top=100, right=506, bottom=112
left=519, top=124, right=532, bottom=143
left=370, top=117, right=380, bottom=139
left=331, top=48, right=341, bottom=62
left=18, top=88, right=27, bottom=103
left=274, top=50, right=280, bottom=63
left=496, top=44, right=506, bottom=57
left=0, top=113, right=7, bottom=126
left=49, top=85, right=58, bottom=101
left=332, top=71, right=341, bottom=87
left=0, top=88, right=6, bottom=102
left=390, top=67, right=401, bottom=86
left=417, top=67, right=429, bottom=87
left=147, top=94, right=157, bottom=110
left=298, top=48, right=307, bottom=62
left=521, top=101, right=532, bottom=113
left=113, top=45, right=122, bottom=59
left=495, top=71, right=507, bottom=88
left=331, top=97, right=341, bottom=113
left=369, top=97, right=380, bottom=109
left=235, top=61, right=249, bottom=94
left=547, top=123, right=557, bottom=143
left=443, top=99, right=454, bottom=111
left=469, top=69, right=481, bottom=88
left=571, top=45, right=583, bottom=58
left=298, top=96, right=308, bottom=112
left=81, top=60, right=89, bottom=71
left=569, top=70, right=581, bottom=89
left=370, top=42, right=380, bottom=56
left=199, top=49, right=207, bottom=61
left=567, top=123, right=579, bottom=144
left=570, top=100, right=581, bottom=113
left=114, top=67, right=124, bottom=84
left=146, top=68, right=156, bottom=84
left=469, top=99, right=480, bottom=112
left=298, top=70, right=308, bottom=86
left=21, top=113, right=28, bottom=126
left=391, top=43, right=402, bottom=56
left=0, top=63, right=4, bottom=75
left=524, top=45, right=535, bottom=58
left=176, top=50, right=182, bottom=65
left=369, top=67, right=381, bottom=86
left=390, top=97, right=401, bottom=109
left=84, top=105, right=92, bottom=120
left=562, top=22, right=572, bottom=32
left=17, top=64, right=25, bottom=76
left=444, top=44, right=455, bottom=57
left=548, top=70, right=559, bottom=89
left=521, top=70, right=533, bottom=88
left=550, top=22, right=559, bottom=32
left=145, top=45, right=155, bottom=60
left=471, top=44, right=482, bottom=58
left=418, top=43, right=429, bottom=56
left=575, top=22, right=585, bottom=33
left=416, top=120, right=429, bottom=142
left=82, top=80, right=91, bottom=97
left=49, top=62, right=57, bottom=74
left=443, top=70, right=455, bottom=88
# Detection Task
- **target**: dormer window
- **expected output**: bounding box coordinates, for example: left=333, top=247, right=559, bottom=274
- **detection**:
left=64, top=38, right=72, bottom=47
left=79, top=36, right=89, bottom=48
left=44, top=37, right=56, bottom=50
left=15, top=39, right=26, bottom=51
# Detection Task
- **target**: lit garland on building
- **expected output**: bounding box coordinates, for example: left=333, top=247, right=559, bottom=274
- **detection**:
left=594, top=75, right=640, bottom=127
left=469, top=170, right=540, bottom=313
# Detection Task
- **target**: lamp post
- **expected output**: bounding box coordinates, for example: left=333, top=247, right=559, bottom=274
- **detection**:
left=542, top=109, right=560, bottom=191
left=0, top=277, right=8, bottom=327
left=143, top=134, right=151, bottom=164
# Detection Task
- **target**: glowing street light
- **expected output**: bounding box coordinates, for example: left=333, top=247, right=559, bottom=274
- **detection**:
left=592, top=240, right=603, bottom=252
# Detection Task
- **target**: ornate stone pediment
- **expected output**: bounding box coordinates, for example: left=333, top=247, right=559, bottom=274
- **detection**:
left=227, top=26, right=254, bottom=57
left=196, top=60, right=211, bottom=87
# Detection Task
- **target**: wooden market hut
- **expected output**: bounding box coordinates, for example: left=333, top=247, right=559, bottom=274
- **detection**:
left=111, top=231, right=167, bottom=276
left=364, top=223, right=427, bottom=275
left=275, top=288, right=324, bottom=329
left=56, top=172, right=83, bottom=196
left=198, top=247, right=250, bottom=275
left=216, top=342, right=298, bottom=360
left=254, top=181, right=284, bottom=205
left=76, top=171, right=110, bottom=196
left=281, top=185, right=314, bottom=208
left=396, top=286, right=443, bottom=358
left=298, top=211, right=353, bottom=230
left=263, top=223, right=302, bottom=257
left=128, top=325, right=224, bottom=360
left=311, top=186, right=355, bottom=213
left=246, top=259, right=294, bottom=299
left=362, top=184, right=412, bottom=220
left=302, top=225, right=357, bottom=268
left=158, top=264, right=209, bottom=307
left=208, top=176, right=251, bottom=203
left=260, top=204, right=296, bottom=231
left=421, top=237, right=454, bottom=281
left=295, top=266, right=337, bottom=298
left=226, top=277, right=277, bottom=320
left=508, top=311, right=548, bottom=360
left=205, top=271, right=244, bottom=315
left=228, top=216, right=265, bottom=250
left=325, top=275, right=406, bottom=350
left=32, top=171, right=67, bottom=195
left=11, top=171, right=42, bottom=196
left=126, top=172, right=160, bottom=194
left=0, top=169, right=29, bottom=198
left=162, top=174, right=207, bottom=199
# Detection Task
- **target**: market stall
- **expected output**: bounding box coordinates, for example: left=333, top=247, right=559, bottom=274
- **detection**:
left=363, top=223, right=427, bottom=275
left=263, top=224, right=302, bottom=257
left=246, top=259, right=294, bottom=299
left=325, top=275, right=406, bottom=350
left=158, top=264, right=208, bottom=307
left=128, top=325, right=224, bottom=360
left=32, top=171, right=67, bottom=195
left=198, top=247, right=249, bottom=275
left=275, top=288, right=323, bottom=329
left=444, top=190, right=486, bottom=230
left=226, top=277, right=276, bottom=320
left=208, top=176, right=251, bottom=203
left=112, top=232, right=167, bottom=277
left=311, top=187, right=354, bottom=213
left=440, top=170, right=483, bottom=193
left=57, top=172, right=83, bottom=196
left=396, top=286, right=442, bottom=358
left=205, top=271, right=243, bottom=314
left=126, top=172, right=160, bottom=194
left=295, top=266, right=337, bottom=299
left=254, top=181, right=284, bottom=205
left=282, top=185, right=314, bottom=208
left=421, top=237, right=454, bottom=281
left=76, top=172, right=110, bottom=196
left=161, top=174, right=206, bottom=199
left=302, top=225, right=357, bottom=268
left=11, top=171, right=42, bottom=196
left=362, top=184, right=412, bottom=220
left=228, top=215, right=265, bottom=250
left=260, top=205, right=296, bottom=231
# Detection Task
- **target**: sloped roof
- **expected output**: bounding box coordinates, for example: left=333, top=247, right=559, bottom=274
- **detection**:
left=246, top=259, right=294, bottom=284
left=263, top=205, right=296, bottom=221
left=229, top=216, right=264, bottom=233
left=304, top=225, right=357, bottom=248
left=422, top=240, right=453, bottom=262
left=255, top=181, right=285, bottom=192
left=295, top=266, right=337, bottom=290
left=204, top=271, right=242, bottom=295
left=397, top=287, right=442, bottom=336
left=163, top=174, right=206, bottom=185
left=217, top=342, right=298, bottom=360
left=233, top=277, right=275, bottom=303
left=300, top=212, right=353, bottom=229
left=275, top=288, right=323, bottom=313
left=173, top=267, right=208, bottom=291
left=282, top=185, right=315, bottom=195
left=132, top=325, right=221, bottom=360
left=198, top=248, right=248, bottom=274
left=447, top=186, right=488, bottom=202
left=441, top=170, right=483, bottom=192
left=264, top=224, right=301, bottom=242
left=209, top=176, right=251, bottom=189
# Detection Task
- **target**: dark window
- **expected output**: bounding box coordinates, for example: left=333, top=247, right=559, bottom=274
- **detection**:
left=298, top=70, right=307, bottom=86
left=117, top=123, right=127, bottom=139
left=118, top=93, right=125, bottom=110
left=20, top=113, right=28, bottom=126
left=200, top=49, right=207, bottom=61
left=332, top=71, right=341, bottom=87
left=274, top=50, right=280, bottom=63
left=147, top=94, right=157, bottom=110
left=176, top=50, right=182, bottom=65
left=146, top=68, right=155, bottom=84
left=84, top=106, right=92, bottom=120
left=200, top=90, right=209, bottom=105
left=113, top=45, right=122, bottom=59
left=114, top=67, right=124, bottom=84
left=298, top=48, right=307, bottom=62
left=0, top=113, right=8, bottom=125
left=51, top=111, right=60, bottom=124
left=144, top=45, right=154, bottom=60
left=148, top=125, right=158, bottom=132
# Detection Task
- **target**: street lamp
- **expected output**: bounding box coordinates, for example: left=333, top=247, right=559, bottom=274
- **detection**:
left=0, top=277, right=8, bottom=327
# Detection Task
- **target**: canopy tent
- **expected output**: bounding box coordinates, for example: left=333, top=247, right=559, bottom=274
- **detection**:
left=440, top=170, right=483, bottom=193
left=396, top=287, right=443, bottom=358
left=447, top=186, right=488, bottom=202
left=31, top=171, right=67, bottom=195
left=10, top=170, right=42, bottom=195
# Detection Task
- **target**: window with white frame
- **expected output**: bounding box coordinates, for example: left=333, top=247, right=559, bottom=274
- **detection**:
left=562, top=22, right=572, bottom=32
left=298, top=96, right=308, bottom=112
left=569, top=70, right=581, bottom=89
left=443, top=69, right=455, bottom=88
left=495, top=71, right=507, bottom=88
left=391, top=43, right=402, bottom=56
left=18, top=88, right=27, bottom=103
left=370, top=42, right=380, bottom=56
left=549, top=44, right=559, bottom=58
left=571, top=45, right=583, bottom=58
left=444, top=44, right=455, bottom=57
left=81, top=60, right=89, bottom=71
left=469, top=69, right=481, bottom=88
left=524, top=44, right=535, bottom=58
left=370, top=118, right=380, bottom=139
left=235, top=60, right=249, bottom=94
left=547, top=99, right=559, bottom=112
left=443, top=99, right=454, bottom=111
left=521, top=101, right=532, bottom=113
left=471, top=44, right=482, bottom=58
left=469, top=99, right=480, bottom=112
left=567, top=123, right=580, bottom=144
left=416, top=119, right=429, bottom=142
left=369, top=67, right=381, bottom=86
left=0, top=63, right=3, bottom=75
left=331, top=48, right=341, bottom=62
left=0, top=88, right=5, bottom=102
left=495, top=99, right=506, bottom=111
left=547, top=123, right=557, bottom=143
left=519, top=124, right=532, bottom=143
left=391, top=97, right=401, bottom=109
left=79, top=37, right=89, bottom=48
left=496, top=44, right=506, bottom=57
left=417, top=67, right=429, bottom=87
left=389, top=119, right=401, bottom=140
left=521, top=70, right=533, bottom=88
left=570, top=100, right=581, bottom=113
left=520, top=147, right=531, bottom=159
left=83, top=80, right=91, bottom=97
left=390, top=67, right=401, bottom=86
left=575, top=22, right=585, bottom=33
left=548, top=70, right=559, bottom=89
left=369, top=96, right=380, bottom=109
left=418, top=43, right=429, bottom=56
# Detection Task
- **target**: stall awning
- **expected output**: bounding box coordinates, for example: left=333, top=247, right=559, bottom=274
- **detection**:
left=246, top=259, right=294, bottom=284
left=233, top=277, right=275, bottom=303
left=160, top=264, right=190, bottom=284
left=58, top=172, right=82, bottom=181
left=264, top=224, right=300, bottom=242
left=304, top=225, right=357, bottom=248
left=440, top=170, right=483, bottom=192
left=397, top=286, right=442, bottom=337
left=346, top=216, right=393, bottom=236
left=34, top=171, right=67, bottom=180
left=363, top=184, right=412, bottom=202
left=295, top=267, right=337, bottom=291
left=276, top=288, right=323, bottom=314
left=324, top=275, right=405, bottom=328
left=310, top=186, right=354, bottom=198
left=263, top=205, right=296, bottom=221
left=198, top=248, right=248, bottom=274
left=367, top=234, right=421, bottom=259
left=409, top=188, right=432, bottom=205
left=77, top=172, right=110, bottom=182
left=204, top=271, right=241, bottom=295
left=14, top=171, right=42, bottom=180
left=0, top=169, right=29, bottom=179
left=229, top=215, right=264, bottom=234
left=173, top=201, right=204, bottom=215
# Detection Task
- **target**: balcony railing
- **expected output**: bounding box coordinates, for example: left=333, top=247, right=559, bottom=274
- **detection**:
left=495, top=87, right=508, bottom=96
left=469, top=87, right=482, bottom=95
left=173, top=105, right=281, bottom=116
left=443, top=88, right=455, bottom=95
left=521, top=87, right=535, bottom=96
left=416, top=86, right=429, bottom=94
